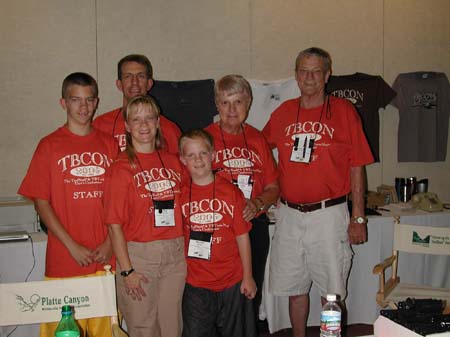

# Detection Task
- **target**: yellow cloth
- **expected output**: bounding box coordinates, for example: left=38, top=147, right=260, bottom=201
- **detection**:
left=39, top=271, right=113, bottom=337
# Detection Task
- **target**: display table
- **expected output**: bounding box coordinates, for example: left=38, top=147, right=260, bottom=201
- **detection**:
left=259, top=208, right=450, bottom=334
left=0, top=232, right=47, bottom=337
left=2, top=210, right=450, bottom=336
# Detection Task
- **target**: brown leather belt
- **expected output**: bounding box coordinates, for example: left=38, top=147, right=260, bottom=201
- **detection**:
left=280, top=195, right=347, bottom=213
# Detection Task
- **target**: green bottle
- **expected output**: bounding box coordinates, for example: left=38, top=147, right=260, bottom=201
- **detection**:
left=54, top=305, right=80, bottom=337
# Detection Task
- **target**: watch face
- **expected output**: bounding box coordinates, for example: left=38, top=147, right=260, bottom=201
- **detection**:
left=354, top=216, right=365, bottom=224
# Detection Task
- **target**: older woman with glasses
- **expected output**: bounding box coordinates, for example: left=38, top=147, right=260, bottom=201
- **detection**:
left=205, top=74, right=279, bottom=323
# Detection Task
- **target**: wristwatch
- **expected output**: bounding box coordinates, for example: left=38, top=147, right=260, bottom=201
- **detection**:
left=120, top=268, right=135, bottom=277
left=352, top=216, right=368, bottom=224
left=255, top=197, right=265, bottom=211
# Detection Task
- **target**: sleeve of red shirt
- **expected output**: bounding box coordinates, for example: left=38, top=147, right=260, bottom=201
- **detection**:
left=259, top=136, right=279, bottom=187
left=231, top=185, right=252, bottom=236
left=262, top=105, right=282, bottom=150
left=17, top=139, right=51, bottom=201
left=103, top=161, right=130, bottom=227
left=160, top=115, right=182, bottom=154
left=345, top=100, right=375, bottom=167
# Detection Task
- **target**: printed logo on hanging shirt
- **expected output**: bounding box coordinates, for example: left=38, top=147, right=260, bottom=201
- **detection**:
left=270, top=93, right=281, bottom=101
left=133, top=167, right=181, bottom=197
left=330, top=89, right=364, bottom=107
left=214, top=147, right=262, bottom=169
left=412, top=92, right=437, bottom=109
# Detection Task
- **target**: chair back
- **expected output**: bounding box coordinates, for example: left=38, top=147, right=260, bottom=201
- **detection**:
left=0, top=273, right=117, bottom=326
left=393, top=222, right=450, bottom=256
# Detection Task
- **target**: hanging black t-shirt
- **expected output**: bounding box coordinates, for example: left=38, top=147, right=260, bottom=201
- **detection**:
left=149, top=79, right=217, bottom=132
left=327, top=72, right=396, bottom=162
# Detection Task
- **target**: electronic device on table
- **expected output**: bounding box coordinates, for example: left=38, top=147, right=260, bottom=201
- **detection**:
left=375, top=298, right=450, bottom=337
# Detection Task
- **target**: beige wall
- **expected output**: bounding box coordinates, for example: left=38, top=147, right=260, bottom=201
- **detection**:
left=1, top=0, right=449, bottom=201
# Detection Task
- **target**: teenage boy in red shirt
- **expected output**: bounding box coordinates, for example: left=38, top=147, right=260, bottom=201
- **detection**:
left=18, top=72, right=117, bottom=337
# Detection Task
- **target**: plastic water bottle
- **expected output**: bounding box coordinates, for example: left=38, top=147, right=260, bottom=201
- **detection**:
left=54, top=305, right=80, bottom=337
left=320, top=294, right=341, bottom=337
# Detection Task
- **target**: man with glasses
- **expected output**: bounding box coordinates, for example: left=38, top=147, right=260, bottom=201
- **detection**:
left=93, top=54, right=181, bottom=153
left=262, top=47, right=374, bottom=337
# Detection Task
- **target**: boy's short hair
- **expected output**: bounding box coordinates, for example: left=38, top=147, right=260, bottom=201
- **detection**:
left=117, top=54, right=153, bottom=80
left=179, top=129, right=214, bottom=155
left=61, top=72, right=98, bottom=98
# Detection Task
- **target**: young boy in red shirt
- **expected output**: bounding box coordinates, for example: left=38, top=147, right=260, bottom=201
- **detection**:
left=18, top=72, right=118, bottom=337
left=178, top=129, right=257, bottom=337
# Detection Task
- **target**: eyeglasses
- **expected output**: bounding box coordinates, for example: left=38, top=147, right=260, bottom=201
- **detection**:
left=121, top=72, right=148, bottom=82
left=297, top=69, right=324, bottom=77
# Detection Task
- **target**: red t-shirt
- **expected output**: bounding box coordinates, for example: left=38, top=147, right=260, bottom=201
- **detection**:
left=262, top=96, right=374, bottom=203
left=93, top=107, right=182, bottom=154
left=103, top=150, right=184, bottom=242
left=205, top=122, right=278, bottom=200
left=180, top=175, right=252, bottom=291
left=18, top=126, right=118, bottom=277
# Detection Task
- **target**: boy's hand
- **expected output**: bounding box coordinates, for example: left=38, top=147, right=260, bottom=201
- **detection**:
left=68, top=243, right=94, bottom=267
left=92, top=239, right=113, bottom=264
left=124, top=272, right=149, bottom=301
left=240, top=276, right=257, bottom=300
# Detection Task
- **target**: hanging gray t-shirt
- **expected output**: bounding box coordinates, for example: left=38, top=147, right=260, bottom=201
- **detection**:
left=392, top=72, right=450, bottom=162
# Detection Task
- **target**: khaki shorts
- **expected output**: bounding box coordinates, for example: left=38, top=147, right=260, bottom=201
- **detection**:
left=269, top=202, right=352, bottom=299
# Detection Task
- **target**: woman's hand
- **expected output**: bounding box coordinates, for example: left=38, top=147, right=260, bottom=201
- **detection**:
left=124, top=272, right=149, bottom=301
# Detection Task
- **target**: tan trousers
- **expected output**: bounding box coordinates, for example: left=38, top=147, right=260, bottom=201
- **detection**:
left=117, top=237, right=187, bottom=337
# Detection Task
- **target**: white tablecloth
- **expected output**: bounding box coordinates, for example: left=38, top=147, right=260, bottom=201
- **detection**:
left=259, top=209, right=450, bottom=333
left=2, top=211, right=450, bottom=336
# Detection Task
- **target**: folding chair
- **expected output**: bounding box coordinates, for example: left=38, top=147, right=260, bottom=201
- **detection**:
left=0, top=265, right=127, bottom=337
left=372, top=217, right=450, bottom=308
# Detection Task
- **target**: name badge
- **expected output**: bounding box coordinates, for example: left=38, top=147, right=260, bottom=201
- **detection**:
left=290, top=134, right=315, bottom=163
left=154, top=199, right=175, bottom=227
left=236, top=174, right=253, bottom=199
left=187, top=231, right=212, bottom=260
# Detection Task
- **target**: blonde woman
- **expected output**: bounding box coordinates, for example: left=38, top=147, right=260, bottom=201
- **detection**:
left=104, top=95, right=186, bottom=337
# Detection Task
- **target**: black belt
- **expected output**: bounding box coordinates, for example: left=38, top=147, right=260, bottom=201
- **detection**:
left=280, top=195, right=347, bottom=213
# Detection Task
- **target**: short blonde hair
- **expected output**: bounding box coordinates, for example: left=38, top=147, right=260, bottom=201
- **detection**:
left=214, top=74, right=252, bottom=103
left=178, top=129, right=214, bottom=155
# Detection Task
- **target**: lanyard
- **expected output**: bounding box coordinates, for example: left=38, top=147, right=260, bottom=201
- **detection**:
left=294, top=94, right=330, bottom=137
left=219, top=123, right=255, bottom=194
